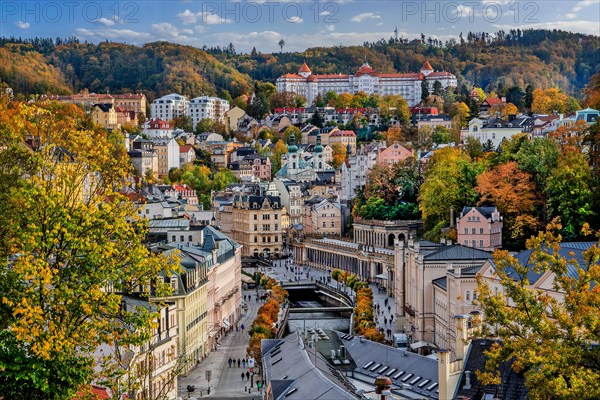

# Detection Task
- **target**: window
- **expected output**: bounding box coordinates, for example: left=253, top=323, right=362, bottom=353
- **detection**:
left=254, top=225, right=257, bottom=231
left=254, top=237, right=258, bottom=243
left=466, top=291, right=471, bottom=301
left=180, top=235, right=184, bottom=242
left=472, top=240, right=476, bottom=247
left=254, top=215, right=257, bottom=220
left=274, top=224, right=278, bottom=231
left=323, top=222, right=326, bottom=228
left=480, top=228, right=484, bottom=234
left=480, top=240, right=484, bottom=247
left=471, top=228, right=476, bottom=234
left=464, top=228, right=468, bottom=234
left=275, top=214, right=278, bottom=220
left=188, top=235, right=193, bottom=242
left=331, top=222, right=335, bottom=227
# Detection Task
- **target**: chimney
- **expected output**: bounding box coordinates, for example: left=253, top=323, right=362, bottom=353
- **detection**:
left=464, top=370, right=472, bottom=389
left=438, top=350, right=451, bottom=400
left=450, top=207, right=455, bottom=228
left=454, top=315, right=469, bottom=361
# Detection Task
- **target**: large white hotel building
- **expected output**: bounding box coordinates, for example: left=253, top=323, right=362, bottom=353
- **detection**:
left=276, top=61, right=457, bottom=107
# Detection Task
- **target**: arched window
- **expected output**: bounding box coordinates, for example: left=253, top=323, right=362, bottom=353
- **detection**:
left=465, top=291, right=471, bottom=301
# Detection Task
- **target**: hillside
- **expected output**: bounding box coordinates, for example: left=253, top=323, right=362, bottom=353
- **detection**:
left=0, top=29, right=598, bottom=100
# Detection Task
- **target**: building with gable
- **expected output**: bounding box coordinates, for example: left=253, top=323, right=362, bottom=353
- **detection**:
left=456, top=206, right=503, bottom=251
left=276, top=61, right=457, bottom=106
left=231, top=191, right=284, bottom=258
left=329, top=130, right=357, bottom=155
left=462, top=115, right=534, bottom=149
left=376, top=143, right=413, bottom=166
left=143, top=118, right=173, bottom=138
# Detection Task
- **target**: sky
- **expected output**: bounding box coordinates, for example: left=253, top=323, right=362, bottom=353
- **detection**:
left=1, top=0, right=599, bottom=53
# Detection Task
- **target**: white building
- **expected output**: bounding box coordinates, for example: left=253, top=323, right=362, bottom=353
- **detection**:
left=151, top=94, right=189, bottom=121
left=142, top=118, right=173, bottom=138
left=462, top=115, right=533, bottom=149
left=188, top=96, right=230, bottom=129
left=276, top=61, right=457, bottom=107
left=340, top=141, right=386, bottom=202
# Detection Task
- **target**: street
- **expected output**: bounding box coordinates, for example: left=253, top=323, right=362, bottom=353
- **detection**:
left=178, top=257, right=401, bottom=398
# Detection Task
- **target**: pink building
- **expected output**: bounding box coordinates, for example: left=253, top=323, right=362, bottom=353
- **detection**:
left=456, top=206, right=503, bottom=251
left=245, top=154, right=272, bottom=181
left=376, top=143, right=413, bottom=165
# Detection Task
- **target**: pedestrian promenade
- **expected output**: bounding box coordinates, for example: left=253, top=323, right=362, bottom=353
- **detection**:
left=178, top=289, right=261, bottom=399
left=179, top=257, right=402, bottom=399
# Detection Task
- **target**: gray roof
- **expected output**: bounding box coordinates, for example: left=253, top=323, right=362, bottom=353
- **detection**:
left=262, top=335, right=358, bottom=400
left=423, top=244, right=492, bottom=262
left=461, top=206, right=499, bottom=220
left=148, top=218, right=190, bottom=232
left=339, top=333, right=438, bottom=399
left=432, top=276, right=447, bottom=290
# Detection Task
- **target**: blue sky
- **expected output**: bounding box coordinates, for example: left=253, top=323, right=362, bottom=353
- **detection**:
left=1, top=0, right=598, bottom=53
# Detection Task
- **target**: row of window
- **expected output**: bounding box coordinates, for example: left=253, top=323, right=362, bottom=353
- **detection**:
left=463, top=228, right=485, bottom=235
left=464, top=239, right=485, bottom=247
left=254, top=236, right=279, bottom=243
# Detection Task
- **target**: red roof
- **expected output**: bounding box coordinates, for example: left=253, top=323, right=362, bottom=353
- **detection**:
left=148, top=118, right=171, bottom=129
left=311, top=74, right=350, bottom=80
left=280, top=73, right=304, bottom=79
left=354, top=63, right=378, bottom=77
left=336, top=108, right=366, bottom=114
left=180, top=145, right=193, bottom=153
left=298, top=62, right=312, bottom=73
left=73, top=386, right=110, bottom=400
left=331, top=130, right=356, bottom=137
left=482, top=97, right=503, bottom=106
left=379, top=73, right=423, bottom=79
left=274, top=107, right=305, bottom=113
left=426, top=71, right=454, bottom=77
left=421, top=61, right=434, bottom=71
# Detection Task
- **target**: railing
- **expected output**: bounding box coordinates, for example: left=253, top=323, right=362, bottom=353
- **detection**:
left=353, top=218, right=422, bottom=227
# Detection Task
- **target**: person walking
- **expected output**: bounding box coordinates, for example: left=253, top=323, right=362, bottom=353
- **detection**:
left=242, top=359, right=246, bottom=368
left=238, top=358, right=241, bottom=368
left=228, top=357, right=232, bottom=368
left=246, top=371, right=250, bottom=381
left=388, top=305, right=391, bottom=313
left=384, top=317, right=387, bottom=325
left=241, top=372, right=245, bottom=381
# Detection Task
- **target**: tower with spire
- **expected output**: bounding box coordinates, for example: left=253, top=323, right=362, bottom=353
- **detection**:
left=420, top=61, right=434, bottom=76
left=298, top=61, right=312, bottom=78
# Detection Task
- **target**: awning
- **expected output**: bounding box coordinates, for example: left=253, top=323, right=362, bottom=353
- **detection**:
left=374, top=274, right=388, bottom=280
left=222, top=319, right=231, bottom=329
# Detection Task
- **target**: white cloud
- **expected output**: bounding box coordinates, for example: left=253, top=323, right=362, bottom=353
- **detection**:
left=350, top=12, right=381, bottom=23
left=375, top=22, right=384, bottom=26
left=565, top=12, right=577, bottom=19
left=493, top=20, right=600, bottom=36
left=152, top=23, right=194, bottom=39
left=572, top=0, right=596, bottom=12
left=15, top=21, right=30, bottom=29
left=326, top=25, right=335, bottom=32
left=177, top=9, right=232, bottom=25
left=75, top=27, right=151, bottom=40
left=320, top=10, right=331, bottom=16
left=97, top=17, right=116, bottom=27
left=286, top=16, right=303, bottom=23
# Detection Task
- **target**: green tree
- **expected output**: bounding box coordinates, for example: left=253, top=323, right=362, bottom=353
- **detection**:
left=432, top=126, right=453, bottom=144
left=546, top=150, right=595, bottom=239
left=0, top=101, right=178, bottom=400
left=476, top=221, right=600, bottom=400
left=195, top=118, right=214, bottom=134
left=524, top=84, right=534, bottom=110
left=418, top=147, right=483, bottom=239
left=433, top=80, right=443, bottom=96
left=310, top=111, right=324, bottom=127
left=283, top=125, right=301, bottom=144
left=421, top=79, right=430, bottom=101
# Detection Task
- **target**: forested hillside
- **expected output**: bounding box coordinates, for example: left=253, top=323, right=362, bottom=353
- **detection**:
left=1, top=29, right=598, bottom=100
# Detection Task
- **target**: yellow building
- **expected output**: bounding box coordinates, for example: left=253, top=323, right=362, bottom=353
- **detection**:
left=232, top=193, right=284, bottom=258
left=91, top=103, right=120, bottom=130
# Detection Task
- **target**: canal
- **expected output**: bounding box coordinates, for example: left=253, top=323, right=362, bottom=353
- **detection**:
left=284, top=285, right=352, bottom=335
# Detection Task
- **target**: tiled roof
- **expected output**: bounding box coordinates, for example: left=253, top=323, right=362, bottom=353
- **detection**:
left=330, top=130, right=356, bottom=137
left=422, top=60, right=434, bottom=70
left=461, top=206, right=498, bottom=220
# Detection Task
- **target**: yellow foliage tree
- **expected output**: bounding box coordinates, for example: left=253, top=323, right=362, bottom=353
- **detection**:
left=0, top=100, right=179, bottom=399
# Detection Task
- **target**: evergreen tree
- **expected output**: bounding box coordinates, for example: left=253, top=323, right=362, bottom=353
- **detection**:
left=524, top=84, right=535, bottom=110
left=433, top=80, right=443, bottom=96
left=310, top=111, right=324, bottom=127
left=421, top=79, right=430, bottom=102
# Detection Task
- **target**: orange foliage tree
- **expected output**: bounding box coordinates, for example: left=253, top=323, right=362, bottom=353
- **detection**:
left=476, top=161, right=540, bottom=247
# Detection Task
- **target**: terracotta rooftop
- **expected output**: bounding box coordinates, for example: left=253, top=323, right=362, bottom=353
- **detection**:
left=298, top=62, right=312, bottom=73
left=421, top=60, right=434, bottom=70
